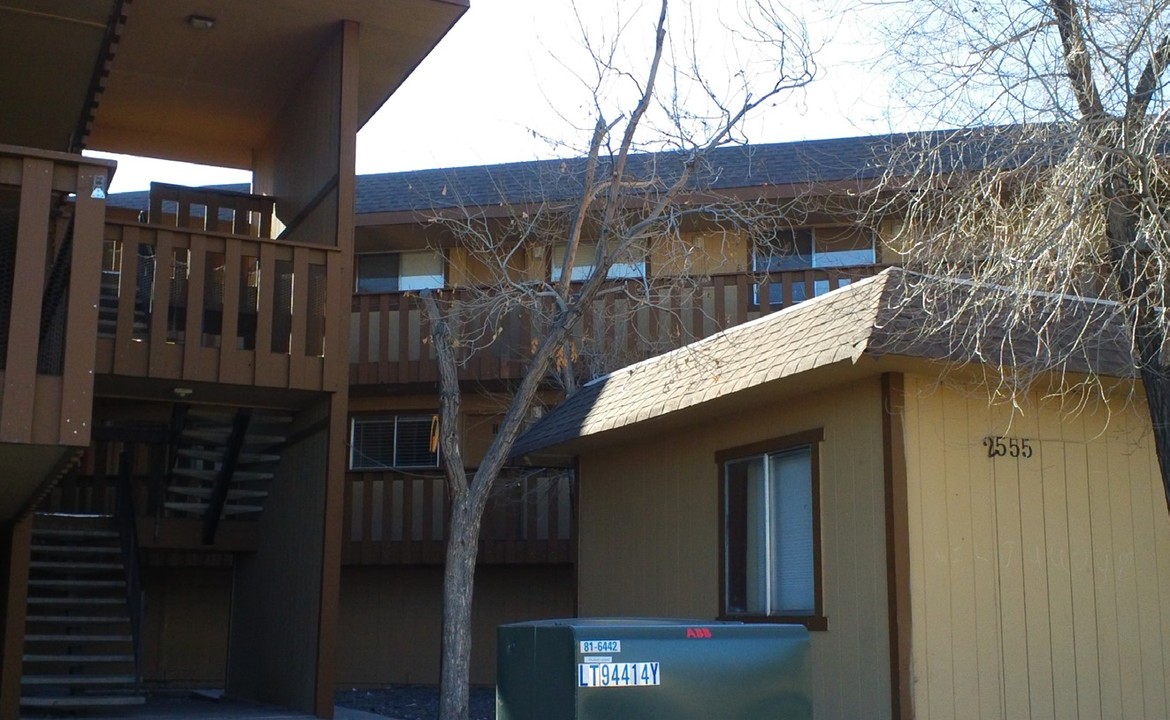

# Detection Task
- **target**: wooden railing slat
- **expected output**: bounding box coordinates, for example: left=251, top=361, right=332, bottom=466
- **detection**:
left=112, top=225, right=142, bottom=375
left=348, top=266, right=886, bottom=386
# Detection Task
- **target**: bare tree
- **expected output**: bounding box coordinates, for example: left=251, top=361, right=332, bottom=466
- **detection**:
left=411, top=1, right=816, bottom=717
left=861, top=0, right=1170, bottom=510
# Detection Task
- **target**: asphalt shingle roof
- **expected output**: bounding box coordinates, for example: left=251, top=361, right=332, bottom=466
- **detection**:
left=110, top=125, right=1056, bottom=217
left=511, top=267, right=1133, bottom=456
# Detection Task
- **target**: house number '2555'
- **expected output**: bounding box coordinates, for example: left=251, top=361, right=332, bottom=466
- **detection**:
left=983, top=435, right=1033, bottom=459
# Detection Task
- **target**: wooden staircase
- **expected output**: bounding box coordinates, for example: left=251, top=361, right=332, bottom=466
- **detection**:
left=164, top=408, right=289, bottom=541
left=20, top=514, right=143, bottom=711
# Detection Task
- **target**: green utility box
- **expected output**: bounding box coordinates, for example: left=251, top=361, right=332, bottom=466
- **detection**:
left=496, top=618, right=810, bottom=720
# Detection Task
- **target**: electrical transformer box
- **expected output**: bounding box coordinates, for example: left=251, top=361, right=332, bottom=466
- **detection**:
left=496, top=618, right=810, bottom=720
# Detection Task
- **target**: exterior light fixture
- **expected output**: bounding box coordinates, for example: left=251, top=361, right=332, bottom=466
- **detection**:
left=173, top=387, right=194, bottom=398
left=186, top=15, right=215, bottom=30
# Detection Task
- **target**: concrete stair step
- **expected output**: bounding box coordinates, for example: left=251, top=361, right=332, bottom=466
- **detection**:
left=23, top=653, right=134, bottom=663
left=31, top=528, right=117, bottom=540
left=178, top=448, right=279, bottom=463
left=20, top=695, right=145, bottom=708
left=167, top=486, right=269, bottom=500
left=27, top=579, right=125, bottom=589
left=31, top=544, right=120, bottom=555
left=29, top=560, right=122, bottom=571
left=172, top=467, right=274, bottom=482
left=22, top=674, right=137, bottom=686
left=163, top=501, right=264, bottom=515
left=26, top=616, right=129, bottom=624
left=27, top=597, right=124, bottom=606
left=24, top=634, right=132, bottom=643
left=182, top=428, right=286, bottom=445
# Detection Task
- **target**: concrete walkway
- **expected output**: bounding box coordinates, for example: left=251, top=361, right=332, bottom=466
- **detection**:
left=25, top=694, right=399, bottom=720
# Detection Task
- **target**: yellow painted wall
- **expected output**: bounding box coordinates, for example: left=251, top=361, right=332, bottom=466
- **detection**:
left=649, top=229, right=749, bottom=277
left=901, top=374, right=1170, bottom=720
left=577, top=377, right=892, bottom=719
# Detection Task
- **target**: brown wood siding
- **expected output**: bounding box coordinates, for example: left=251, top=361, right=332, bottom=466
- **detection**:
left=342, top=468, right=574, bottom=565
left=576, top=377, right=892, bottom=718
left=901, top=375, right=1170, bottom=720
left=122, top=564, right=571, bottom=690
left=253, top=22, right=343, bottom=246
left=141, top=567, right=233, bottom=687
left=337, top=565, right=574, bottom=686
left=226, top=401, right=330, bottom=713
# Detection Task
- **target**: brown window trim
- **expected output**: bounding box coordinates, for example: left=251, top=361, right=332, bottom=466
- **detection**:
left=717, top=613, right=829, bottom=632
left=717, top=428, right=826, bottom=632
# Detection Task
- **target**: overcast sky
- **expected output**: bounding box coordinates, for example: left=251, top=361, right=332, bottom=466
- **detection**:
left=95, top=0, right=899, bottom=193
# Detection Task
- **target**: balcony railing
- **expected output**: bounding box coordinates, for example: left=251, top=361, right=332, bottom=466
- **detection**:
left=0, top=144, right=113, bottom=447
left=342, top=468, right=575, bottom=565
left=349, top=265, right=884, bottom=386
left=96, top=186, right=341, bottom=391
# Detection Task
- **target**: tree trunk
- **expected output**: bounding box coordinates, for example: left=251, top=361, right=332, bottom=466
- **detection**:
left=437, top=492, right=486, bottom=720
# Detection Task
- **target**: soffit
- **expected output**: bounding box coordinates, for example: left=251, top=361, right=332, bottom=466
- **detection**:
left=90, top=0, right=466, bottom=167
left=0, top=1, right=117, bottom=151
left=0, top=0, right=466, bottom=164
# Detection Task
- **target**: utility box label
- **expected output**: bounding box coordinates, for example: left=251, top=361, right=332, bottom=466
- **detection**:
left=578, top=661, right=660, bottom=688
left=580, top=639, right=621, bottom=654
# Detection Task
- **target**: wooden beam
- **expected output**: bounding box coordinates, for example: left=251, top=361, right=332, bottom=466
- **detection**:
left=882, top=373, right=913, bottom=720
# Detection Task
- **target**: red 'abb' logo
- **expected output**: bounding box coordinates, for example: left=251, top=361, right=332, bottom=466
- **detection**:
left=686, top=627, right=713, bottom=639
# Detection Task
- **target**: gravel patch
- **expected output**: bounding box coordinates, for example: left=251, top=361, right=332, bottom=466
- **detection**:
left=336, top=686, right=495, bottom=720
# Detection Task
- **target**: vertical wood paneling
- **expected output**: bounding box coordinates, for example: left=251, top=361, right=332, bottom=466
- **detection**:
left=113, top=225, right=143, bottom=375
left=1063, top=442, right=1101, bottom=718
left=943, top=389, right=978, bottom=720
left=903, top=377, right=1170, bottom=720
left=219, top=239, right=244, bottom=382
left=2, top=158, right=52, bottom=443
left=59, top=166, right=106, bottom=446
left=1130, top=418, right=1167, bottom=719
left=181, top=234, right=208, bottom=380
left=148, top=231, right=175, bottom=376
left=1107, top=421, right=1143, bottom=719
left=1040, top=443, right=1077, bottom=720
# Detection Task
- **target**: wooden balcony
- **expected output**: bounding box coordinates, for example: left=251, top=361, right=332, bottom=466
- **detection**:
left=349, top=265, right=885, bottom=386
left=96, top=184, right=342, bottom=392
left=0, top=145, right=113, bottom=448
left=342, top=468, right=575, bottom=565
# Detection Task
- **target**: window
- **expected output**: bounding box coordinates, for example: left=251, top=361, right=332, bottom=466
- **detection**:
left=550, top=241, right=645, bottom=281
left=355, top=251, right=444, bottom=293
left=718, top=429, right=824, bottom=629
left=349, top=415, right=440, bottom=470
left=753, top=227, right=875, bottom=307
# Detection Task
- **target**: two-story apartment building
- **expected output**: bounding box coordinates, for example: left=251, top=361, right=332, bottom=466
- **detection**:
left=105, top=135, right=904, bottom=688
left=335, top=137, right=903, bottom=686
left=0, top=1, right=465, bottom=717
